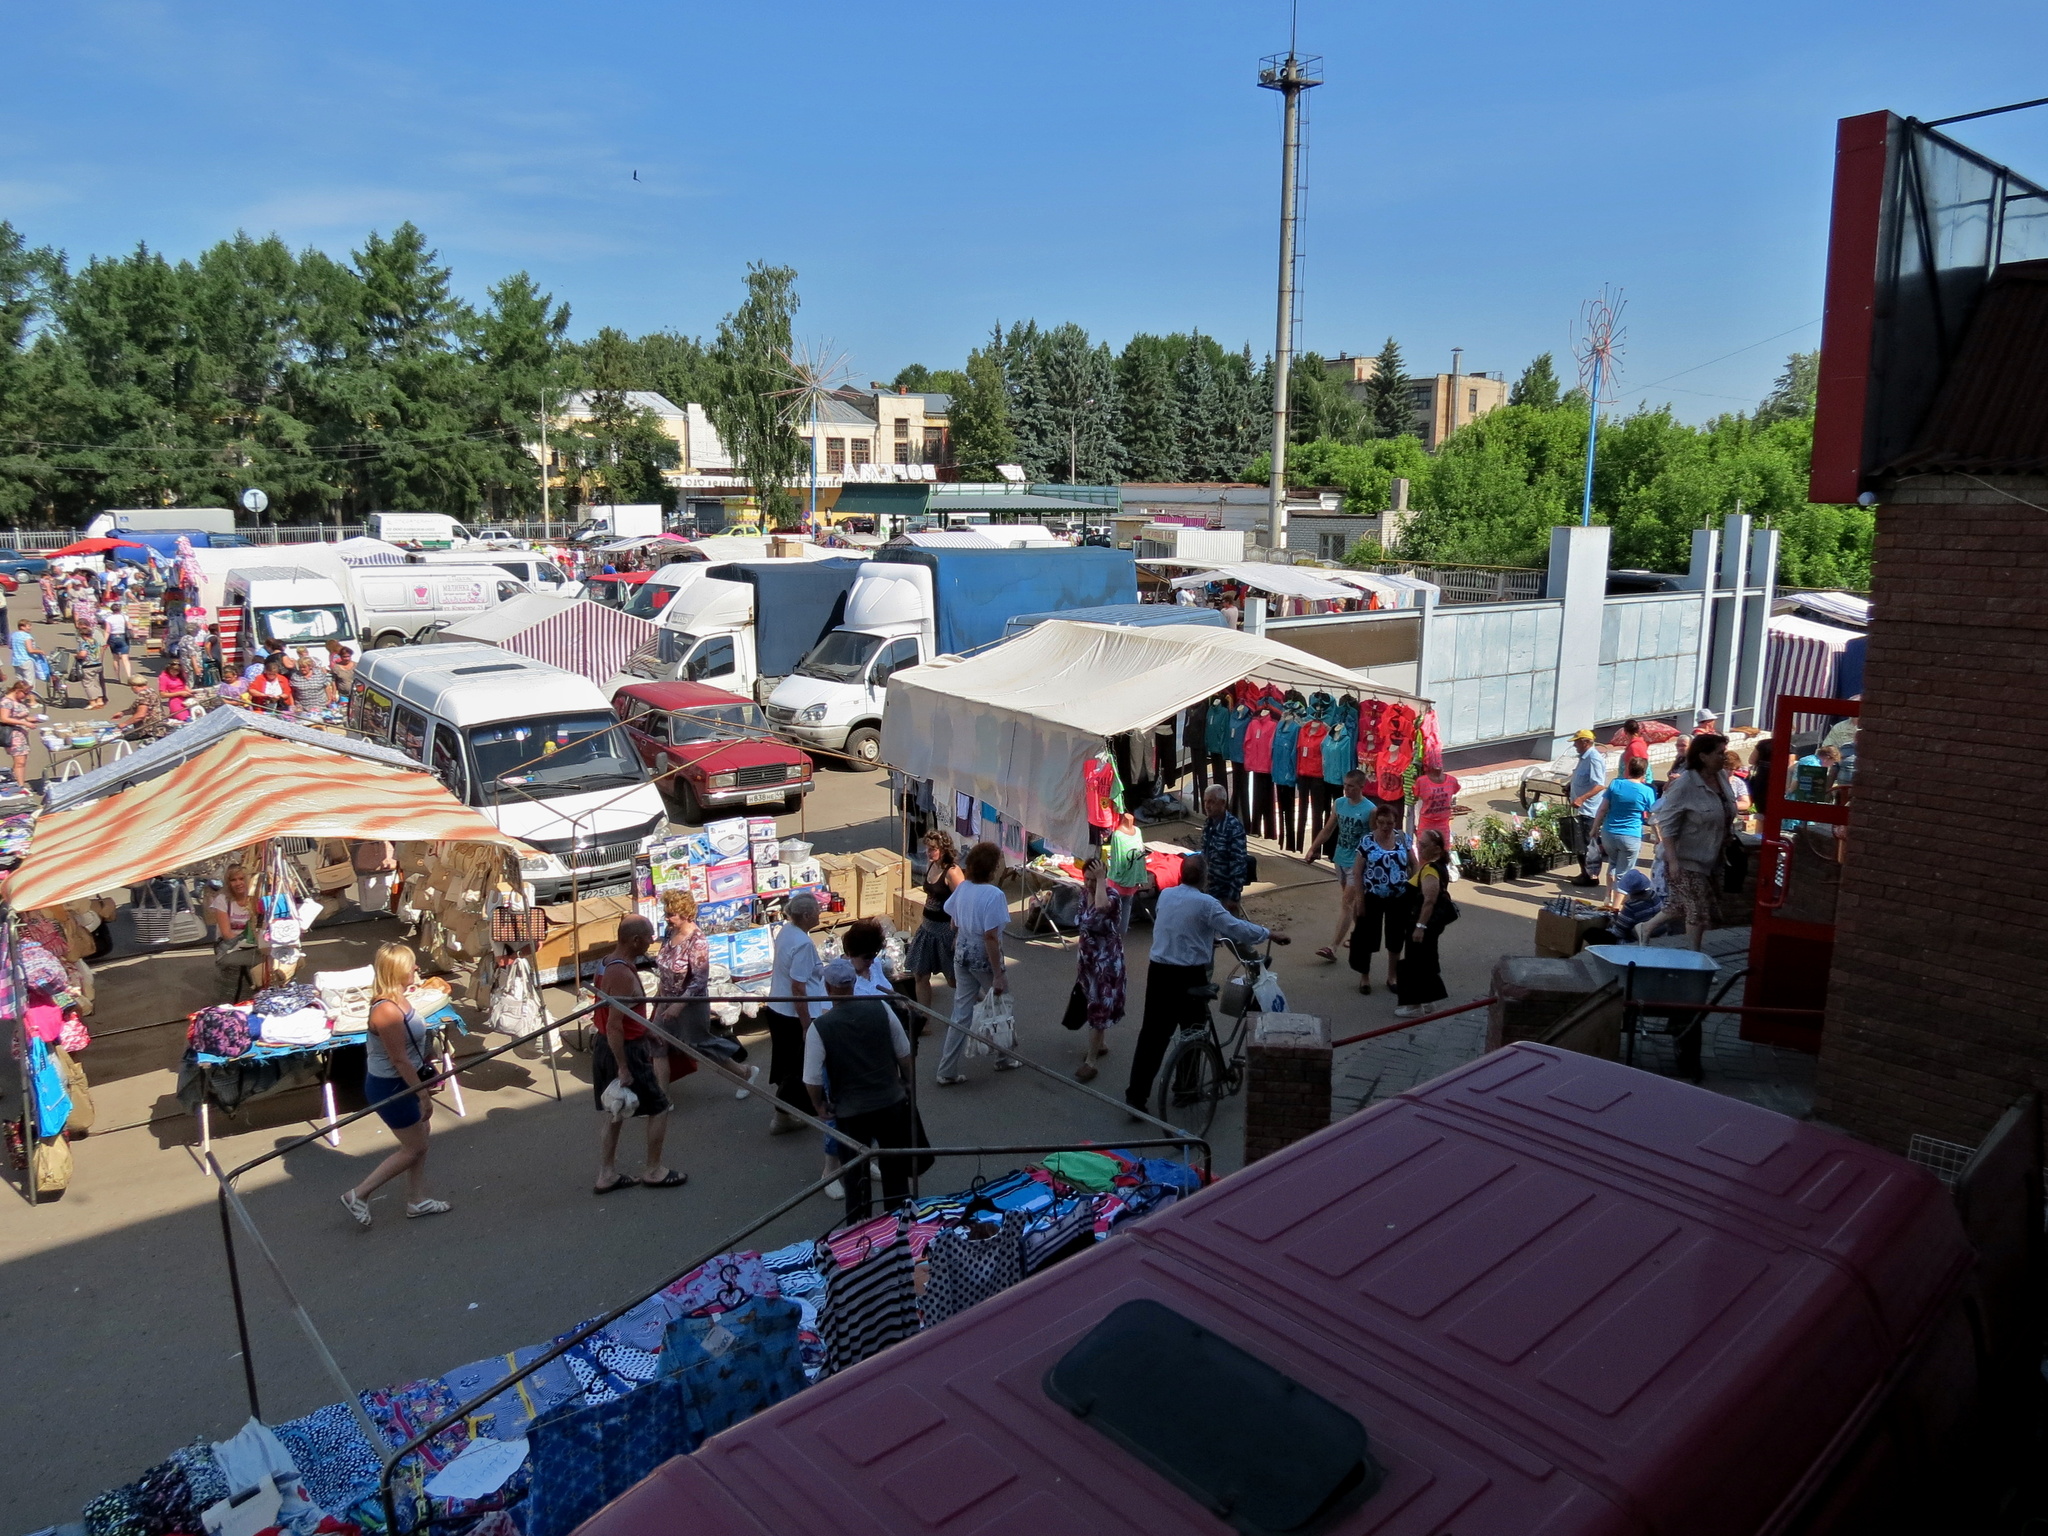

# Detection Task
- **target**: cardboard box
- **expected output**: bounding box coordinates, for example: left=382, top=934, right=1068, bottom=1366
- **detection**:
left=891, top=891, right=926, bottom=934
left=534, top=893, right=637, bottom=980
left=816, top=853, right=858, bottom=904
left=1535, top=907, right=1613, bottom=959
left=851, top=849, right=903, bottom=919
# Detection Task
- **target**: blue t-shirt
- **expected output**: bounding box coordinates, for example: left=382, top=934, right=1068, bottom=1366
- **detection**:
left=1270, top=719, right=1301, bottom=787
left=1600, top=778, right=1656, bottom=838
left=9, top=631, right=31, bottom=670
left=1321, top=720, right=1356, bottom=785
left=1611, top=868, right=1659, bottom=930
left=1330, top=794, right=1375, bottom=869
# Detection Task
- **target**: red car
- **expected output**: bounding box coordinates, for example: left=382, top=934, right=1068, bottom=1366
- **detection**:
left=614, top=680, right=815, bottom=823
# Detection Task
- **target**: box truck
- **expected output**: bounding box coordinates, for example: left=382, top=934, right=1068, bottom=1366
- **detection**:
left=612, top=559, right=864, bottom=704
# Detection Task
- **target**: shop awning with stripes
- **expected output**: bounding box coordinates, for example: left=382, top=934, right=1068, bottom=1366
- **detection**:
left=7, top=731, right=531, bottom=910
left=434, top=593, right=654, bottom=685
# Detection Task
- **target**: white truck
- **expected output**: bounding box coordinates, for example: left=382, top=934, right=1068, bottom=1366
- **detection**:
left=579, top=503, right=664, bottom=539
left=366, top=512, right=484, bottom=548
left=766, top=546, right=1137, bottom=764
left=351, top=564, right=534, bottom=647
left=87, top=507, right=238, bottom=537
left=611, top=559, right=864, bottom=704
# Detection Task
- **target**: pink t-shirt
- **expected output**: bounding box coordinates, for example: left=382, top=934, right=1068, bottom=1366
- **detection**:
left=1416, top=773, right=1462, bottom=830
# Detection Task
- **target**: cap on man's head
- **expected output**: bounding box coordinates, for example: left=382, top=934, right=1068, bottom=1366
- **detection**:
left=1693, top=707, right=1719, bottom=728
left=821, top=957, right=859, bottom=988
left=1573, top=728, right=1596, bottom=742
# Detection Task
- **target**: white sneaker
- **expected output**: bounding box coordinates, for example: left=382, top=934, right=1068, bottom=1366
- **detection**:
left=824, top=1179, right=845, bottom=1201
left=734, top=1064, right=761, bottom=1100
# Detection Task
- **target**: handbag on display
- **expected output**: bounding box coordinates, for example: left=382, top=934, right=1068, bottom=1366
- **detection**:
left=131, top=882, right=174, bottom=947
left=491, top=903, right=549, bottom=946
left=165, top=882, right=208, bottom=946
left=313, top=852, right=357, bottom=892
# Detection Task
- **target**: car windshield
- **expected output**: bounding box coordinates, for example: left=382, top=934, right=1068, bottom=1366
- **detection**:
left=259, top=605, right=352, bottom=644
left=672, top=702, right=766, bottom=745
left=795, top=630, right=883, bottom=681
left=622, top=582, right=679, bottom=620
left=466, top=714, right=646, bottom=800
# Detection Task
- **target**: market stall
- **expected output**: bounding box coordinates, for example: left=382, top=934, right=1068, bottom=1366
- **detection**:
left=6, top=713, right=542, bottom=1191
left=433, top=592, right=654, bottom=686
left=880, top=618, right=1430, bottom=859
left=1761, top=614, right=1864, bottom=738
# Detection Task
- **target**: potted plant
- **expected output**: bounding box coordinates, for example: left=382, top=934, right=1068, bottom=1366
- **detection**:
left=1468, top=815, right=1516, bottom=883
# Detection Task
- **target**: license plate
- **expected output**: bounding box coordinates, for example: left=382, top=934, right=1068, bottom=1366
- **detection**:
left=745, top=789, right=784, bottom=806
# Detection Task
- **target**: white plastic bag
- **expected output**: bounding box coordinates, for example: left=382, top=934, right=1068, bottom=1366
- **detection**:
left=1251, top=965, right=1288, bottom=1015
left=600, top=1078, right=638, bottom=1122
left=966, top=991, right=1016, bottom=1059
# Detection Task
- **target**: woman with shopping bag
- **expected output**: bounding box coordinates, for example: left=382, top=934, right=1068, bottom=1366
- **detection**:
left=1061, top=858, right=1126, bottom=1080
left=935, top=840, right=1016, bottom=1085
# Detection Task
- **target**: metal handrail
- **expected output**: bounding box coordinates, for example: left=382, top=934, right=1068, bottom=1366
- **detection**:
left=203, top=977, right=1212, bottom=1531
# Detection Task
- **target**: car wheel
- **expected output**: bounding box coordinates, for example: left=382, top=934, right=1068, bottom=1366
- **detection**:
left=842, top=726, right=880, bottom=768
left=370, top=631, right=405, bottom=649
left=667, top=780, right=704, bottom=825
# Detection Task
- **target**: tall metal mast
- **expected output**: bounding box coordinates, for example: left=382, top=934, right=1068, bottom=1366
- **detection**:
left=1259, top=47, right=1321, bottom=552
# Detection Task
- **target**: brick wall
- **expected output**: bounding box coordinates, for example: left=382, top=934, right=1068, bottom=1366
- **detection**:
left=1243, top=1011, right=1331, bottom=1164
left=1814, top=475, right=2048, bottom=1153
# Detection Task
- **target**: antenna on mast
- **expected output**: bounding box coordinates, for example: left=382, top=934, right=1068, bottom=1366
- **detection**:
left=1258, top=39, right=1322, bottom=552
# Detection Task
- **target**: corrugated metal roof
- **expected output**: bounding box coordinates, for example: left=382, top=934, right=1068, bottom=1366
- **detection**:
left=1891, top=258, right=2048, bottom=476
left=561, top=389, right=687, bottom=419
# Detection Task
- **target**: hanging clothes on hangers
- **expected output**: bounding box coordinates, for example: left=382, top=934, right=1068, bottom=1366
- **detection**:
left=1270, top=705, right=1303, bottom=852
left=1203, top=694, right=1231, bottom=801
left=921, top=1210, right=1026, bottom=1328
left=816, top=1219, right=918, bottom=1376
left=1242, top=706, right=1278, bottom=841
left=1225, top=698, right=1253, bottom=822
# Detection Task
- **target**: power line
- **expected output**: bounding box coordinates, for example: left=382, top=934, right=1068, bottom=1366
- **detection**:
left=1626, top=318, right=1820, bottom=396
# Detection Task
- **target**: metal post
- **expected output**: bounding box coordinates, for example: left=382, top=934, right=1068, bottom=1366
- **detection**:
left=1448, top=346, right=1463, bottom=443
left=538, top=396, right=551, bottom=546
left=1259, top=50, right=1322, bottom=552
left=218, top=1189, right=262, bottom=1420
left=1579, top=352, right=1603, bottom=526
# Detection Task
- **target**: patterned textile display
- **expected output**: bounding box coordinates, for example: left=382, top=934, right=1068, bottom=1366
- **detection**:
left=272, top=1403, right=385, bottom=1516
left=441, top=1345, right=573, bottom=1441
left=524, top=1380, right=691, bottom=1536
left=658, top=1296, right=809, bottom=1441
left=921, top=1212, right=1025, bottom=1328
left=1020, top=1194, right=1096, bottom=1272
left=817, top=1226, right=917, bottom=1377
left=662, top=1250, right=779, bottom=1317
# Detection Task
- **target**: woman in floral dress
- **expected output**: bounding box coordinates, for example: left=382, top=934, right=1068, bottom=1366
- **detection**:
left=1071, top=858, right=1127, bottom=1081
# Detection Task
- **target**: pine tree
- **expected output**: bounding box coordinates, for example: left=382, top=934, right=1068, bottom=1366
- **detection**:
left=1115, top=337, right=1184, bottom=481
left=1288, top=352, right=1367, bottom=445
left=1364, top=337, right=1410, bottom=438
left=948, top=345, right=1017, bottom=479
left=1173, top=336, right=1229, bottom=479
left=1510, top=352, right=1562, bottom=408
left=1755, top=351, right=1819, bottom=424
left=1011, top=322, right=1117, bottom=482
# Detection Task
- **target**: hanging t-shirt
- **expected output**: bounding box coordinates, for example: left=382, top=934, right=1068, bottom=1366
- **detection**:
left=1082, top=757, right=1122, bottom=829
left=1106, top=827, right=1147, bottom=890
left=1419, top=708, right=1444, bottom=772
left=1330, top=794, right=1375, bottom=870
left=1270, top=718, right=1302, bottom=788
left=1415, top=772, right=1462, bottom=831
left=1359, top=699, right=1386, bottom=760
left=1296, top=721, right=1329, bottom=779
left=1242, top=713, right=1277, bottom=774
left=1321, top=718, right=1357, bottom=785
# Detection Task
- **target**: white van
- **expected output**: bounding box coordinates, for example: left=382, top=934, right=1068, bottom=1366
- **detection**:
left=353, top=564, right=532, bottom=647
left=351, top=644, right=667, bottom=901
left=221, top=568, right=358, bottom=670
left=415, top=548, right=581, bottom=596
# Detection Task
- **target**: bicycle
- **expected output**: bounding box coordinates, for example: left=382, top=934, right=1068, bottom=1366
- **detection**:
left=1152, top=934, right=1290, bottom=1137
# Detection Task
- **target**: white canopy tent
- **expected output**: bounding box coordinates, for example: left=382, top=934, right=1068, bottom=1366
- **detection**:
left=882, top=619, right=1426, bottom=853
left=1163, top=563, right=1356, bottom=601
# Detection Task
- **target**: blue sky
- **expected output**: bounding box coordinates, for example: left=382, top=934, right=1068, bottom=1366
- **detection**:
left=6, top=0, right=2047, bottom=422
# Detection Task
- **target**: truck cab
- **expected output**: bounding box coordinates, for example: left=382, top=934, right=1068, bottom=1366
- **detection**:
left=222, top=568, right=358, bottom=669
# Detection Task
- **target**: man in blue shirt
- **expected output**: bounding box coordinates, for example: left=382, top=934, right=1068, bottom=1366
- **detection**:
left=1199, top=784, right=1248, bottom=913
left=1597, top=754, right=1657, bottom=886
left=1127, top=852, right=1281, bottom=1116
left=1566, top=730, right=1610, bottom=887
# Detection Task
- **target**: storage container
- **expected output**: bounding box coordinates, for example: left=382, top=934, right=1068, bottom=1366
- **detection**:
left=1581, top=943, right=1720, bottom=1005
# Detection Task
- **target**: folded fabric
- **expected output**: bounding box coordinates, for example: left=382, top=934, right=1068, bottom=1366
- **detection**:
left=525, top=1380, right=692, bottom=1536
left=1037, top=1150, right=1122, bottom=1193
left=252, top=1006, right=332, bottom=1046
left=441, top=1346, right=565, bottom=1441
left=252, top=982, right=324, bottom=1017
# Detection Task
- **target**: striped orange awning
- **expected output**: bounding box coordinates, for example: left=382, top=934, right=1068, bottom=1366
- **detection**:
left=8, top=732, right=533, bottom=909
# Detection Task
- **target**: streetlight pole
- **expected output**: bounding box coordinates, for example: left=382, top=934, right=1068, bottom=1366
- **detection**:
left=1259, top=48, right=1322, bottom=554
left=538, top=396, right=552, bottom=544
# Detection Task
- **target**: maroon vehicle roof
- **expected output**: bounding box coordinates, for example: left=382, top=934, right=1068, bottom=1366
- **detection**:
left=615, top=679, right=758, bottom=711
left=579, top=1045, right=1972, bottom=1536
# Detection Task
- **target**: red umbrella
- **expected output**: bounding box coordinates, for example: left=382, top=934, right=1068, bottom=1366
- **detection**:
left=47, top=537, right=149, bottom=557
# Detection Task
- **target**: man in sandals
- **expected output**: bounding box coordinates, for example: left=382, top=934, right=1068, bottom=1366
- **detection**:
left=593, top=917, right=687, bottom=1193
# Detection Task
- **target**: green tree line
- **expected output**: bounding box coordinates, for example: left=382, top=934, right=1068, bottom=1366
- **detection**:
left=0, top=220, right=806, bottom=527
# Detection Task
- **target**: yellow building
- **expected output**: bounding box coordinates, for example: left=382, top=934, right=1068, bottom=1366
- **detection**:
left=1323, top=356, right=1508, bottom=449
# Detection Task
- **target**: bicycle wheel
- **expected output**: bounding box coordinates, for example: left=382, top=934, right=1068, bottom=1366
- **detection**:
left=1153, top=1033, right=1226, bottom=1139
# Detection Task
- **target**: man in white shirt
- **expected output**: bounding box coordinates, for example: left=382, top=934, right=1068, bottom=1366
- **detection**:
left=1126, top=853, right=1282, bottom=1116
left=936, top=840, right=1015, bottom=1084
left=763, top=892, right=823, bottom=1133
